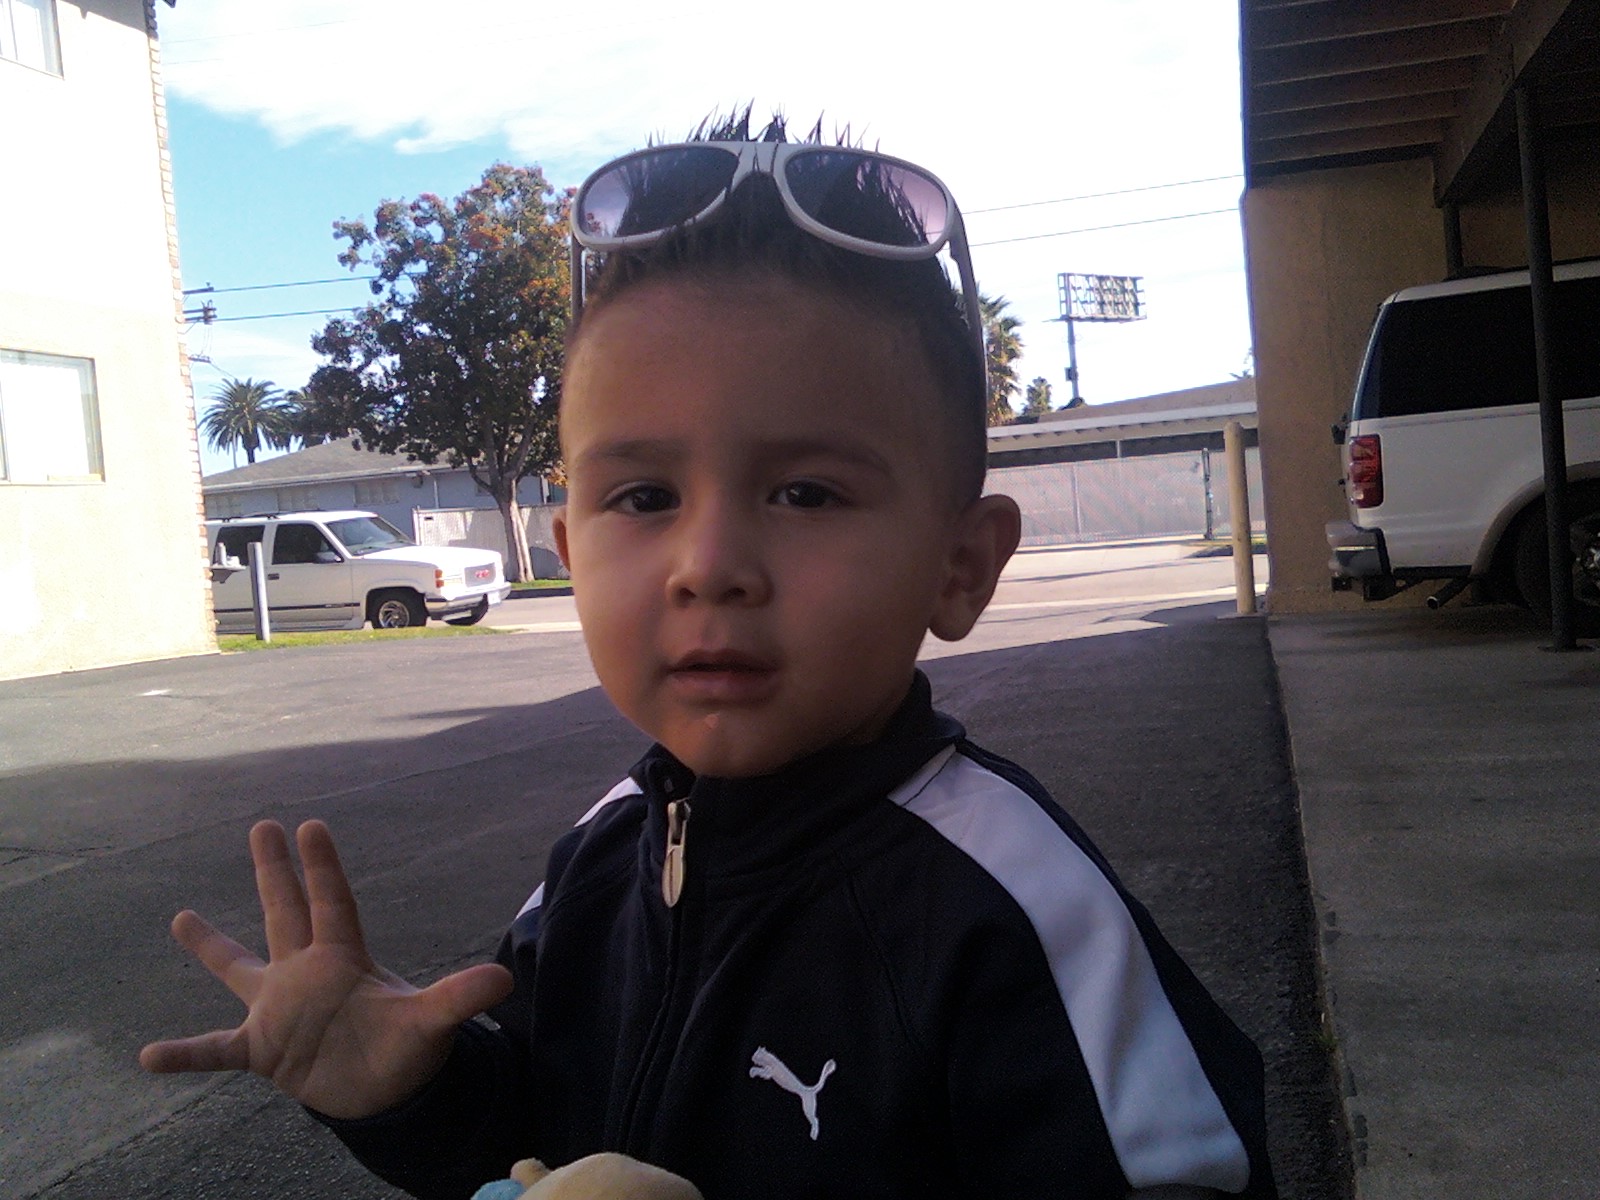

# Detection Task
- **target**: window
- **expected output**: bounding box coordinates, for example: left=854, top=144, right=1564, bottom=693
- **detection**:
left=271, top=523, right=339, bottom=565
left=354, top=478, right=399, bottom=506
left=1357, top=275, right=1600, bottom=421
left=215, top=524, right=264, bottom=565
left=1, top=0, right=62, bottom=75
left=0, top=350, right=103, bottom=482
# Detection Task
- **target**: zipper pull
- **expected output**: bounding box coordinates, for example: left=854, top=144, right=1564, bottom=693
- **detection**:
left=662, top=800, right=691, bottom=907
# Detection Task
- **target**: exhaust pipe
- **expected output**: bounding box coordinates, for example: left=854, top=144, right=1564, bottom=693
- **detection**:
left=1426, top=577, right=1471, bottom=610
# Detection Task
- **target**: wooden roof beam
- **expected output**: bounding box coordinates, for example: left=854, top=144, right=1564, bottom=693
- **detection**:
left=1252, top=91, right=1463, bottom=141
left=1252, top=119, right=1446, bottom=165
left=1252, top=58, right=1477, bottom=114
left=1436, top=0, right=1600, bottom=202
left=1254, top=18, right=1503, bottom=86
left=1253, top=0, right=1515, bottom=50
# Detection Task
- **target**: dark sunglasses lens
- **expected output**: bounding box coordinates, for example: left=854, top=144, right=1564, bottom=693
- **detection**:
left=577, top=146, right=739, bottom=240
left=783, top=151, right=949, bottom=248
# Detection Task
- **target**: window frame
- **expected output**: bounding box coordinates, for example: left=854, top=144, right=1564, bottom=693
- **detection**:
left=1, top=0, right=63, bottom=76
left=0, top=348, right=105, bottom=484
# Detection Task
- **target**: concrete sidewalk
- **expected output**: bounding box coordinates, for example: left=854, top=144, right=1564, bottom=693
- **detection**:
left=1269, top=605, right=1600, bottom=1200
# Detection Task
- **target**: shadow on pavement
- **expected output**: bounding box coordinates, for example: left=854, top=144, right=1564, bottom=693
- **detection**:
left=9, top=619, right=1347, bottom=1199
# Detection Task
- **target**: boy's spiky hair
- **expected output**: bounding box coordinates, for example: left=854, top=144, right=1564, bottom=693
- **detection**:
left=569, top=106, right=989, bottom=504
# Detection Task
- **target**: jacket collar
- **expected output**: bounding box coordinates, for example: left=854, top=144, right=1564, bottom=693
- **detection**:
left=629, top=671, right=963, bottom=880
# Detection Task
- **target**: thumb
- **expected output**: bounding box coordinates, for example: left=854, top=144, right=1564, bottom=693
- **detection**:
left=420, top=963, right=515, bottom=1027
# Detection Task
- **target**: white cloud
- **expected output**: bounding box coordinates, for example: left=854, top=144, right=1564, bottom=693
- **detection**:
left=159, top=0, right=1250, bottom=410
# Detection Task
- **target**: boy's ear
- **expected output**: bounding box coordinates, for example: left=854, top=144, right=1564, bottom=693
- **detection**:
left=552, top=507, right=572, bottom=572
left=929, top=494, right=1022, bottom=642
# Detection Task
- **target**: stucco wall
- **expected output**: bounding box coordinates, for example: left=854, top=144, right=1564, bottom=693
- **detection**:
left=0, top=0, right=213, bottom=680
left=1242, top=158, right=1447, bottom=613
left=1457, top=136, right=1600, bottom=271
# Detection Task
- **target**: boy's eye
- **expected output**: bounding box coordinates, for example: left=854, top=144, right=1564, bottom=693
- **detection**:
left=772, top=481, right=839, bottom=509
left=611, top=484, right=677, bottom=514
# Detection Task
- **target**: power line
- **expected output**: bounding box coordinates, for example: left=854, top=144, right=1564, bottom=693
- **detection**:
left=969, top=207, right=1237, bottom=248
left=966, top=174, right=1241, bottom=216
left=184, top=276, right=377, bottom=296
left=212, top=307, right=360, bottom=323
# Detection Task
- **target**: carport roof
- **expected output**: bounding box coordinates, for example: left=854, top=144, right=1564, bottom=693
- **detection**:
left=1241, top=0, right=1600, bottom=202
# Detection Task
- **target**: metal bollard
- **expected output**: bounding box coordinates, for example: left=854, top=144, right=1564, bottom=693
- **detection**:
left=1225, top=420, right=1258, bottom=615
left=247, top=539, right=272, bottom=642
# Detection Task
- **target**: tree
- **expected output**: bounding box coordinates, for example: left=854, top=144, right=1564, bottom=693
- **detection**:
left=305, top=164, right=570, bottom=581
left=979, top=294, right=1024, bottom=426
left=279, top=387, right=332, bottom=448
left=1022, top=376, right=1053, bottom=421
left=199, top=377, right=292, bottom=466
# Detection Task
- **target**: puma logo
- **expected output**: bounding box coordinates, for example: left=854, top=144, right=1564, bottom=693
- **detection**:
left=749, top=1046, right=836, bottom=1141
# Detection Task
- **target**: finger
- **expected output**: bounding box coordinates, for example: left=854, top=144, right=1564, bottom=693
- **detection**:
left=170, top=909, right=265, bottom=1004
left=251, top=820, right=312, bottom=959
left=417, top=963, right=515, bottom=1029
left=139, top=1027, right=250, bottom=1074
left=297, top=820, right=369, bottom=954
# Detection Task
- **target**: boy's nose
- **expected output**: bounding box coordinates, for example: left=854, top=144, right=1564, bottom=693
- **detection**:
left=665, top=504, right=771, bottom=606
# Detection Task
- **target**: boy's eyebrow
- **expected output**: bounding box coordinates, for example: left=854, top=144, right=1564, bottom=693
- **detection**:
left=573, top=435, right=896, bottom=476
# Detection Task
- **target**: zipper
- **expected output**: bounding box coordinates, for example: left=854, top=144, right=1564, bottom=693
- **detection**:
left=662, top=799, right=690, bottom=907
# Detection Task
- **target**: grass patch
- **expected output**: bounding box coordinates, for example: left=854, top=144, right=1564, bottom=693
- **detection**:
left=509, top=578, right=572, bottom=592
left=218, top=625, right=503, bottom=652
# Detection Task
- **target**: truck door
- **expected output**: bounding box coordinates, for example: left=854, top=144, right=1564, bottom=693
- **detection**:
left=267, top=522, right=358, bottom=629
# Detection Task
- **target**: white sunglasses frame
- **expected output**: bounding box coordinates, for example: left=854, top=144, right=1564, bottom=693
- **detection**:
left=568, top=141, right=985, bottom=368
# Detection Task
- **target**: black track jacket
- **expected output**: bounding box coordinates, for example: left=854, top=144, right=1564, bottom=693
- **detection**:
left=323, top=674, right=1276, bottom=1199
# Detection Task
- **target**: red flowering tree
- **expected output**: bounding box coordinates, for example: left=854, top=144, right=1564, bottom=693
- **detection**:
left=307, top=164, right=569, bottom=580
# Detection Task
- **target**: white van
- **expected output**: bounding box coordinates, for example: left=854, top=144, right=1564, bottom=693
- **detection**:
left=1327, top=259, right=1600, bottom=634
left=206, top=510, right=510, bottom=633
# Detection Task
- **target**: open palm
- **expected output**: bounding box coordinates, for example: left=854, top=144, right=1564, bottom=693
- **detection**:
left=140, top=820, right=513, bottom=1120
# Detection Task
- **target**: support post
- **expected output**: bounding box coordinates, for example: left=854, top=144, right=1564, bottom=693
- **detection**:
left=1065, top=315, right=1081, bottom=403
left=1515, top=86, right=1577, bottom=651
left=247, top=539, right=272, bottom=642
left=1443, top=202, right=1464, bottom=278
left=1225, top=420, right=1257, bottom=615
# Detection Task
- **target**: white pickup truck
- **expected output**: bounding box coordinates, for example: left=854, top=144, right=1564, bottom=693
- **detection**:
left=206, top=510, right=510, bottom=633
left=1327, top=260, right=1600, bottom=635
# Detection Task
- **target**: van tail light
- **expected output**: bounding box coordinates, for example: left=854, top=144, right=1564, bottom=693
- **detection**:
left=1347, top=434, right=1383, bottom=508
left=435, top=568, right=446, bottom=591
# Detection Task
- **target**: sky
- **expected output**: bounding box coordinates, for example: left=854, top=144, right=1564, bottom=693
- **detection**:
left=158, top=0, right=1254, bottom=478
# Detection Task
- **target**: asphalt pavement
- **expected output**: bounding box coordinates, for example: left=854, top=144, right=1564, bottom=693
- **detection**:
left=18, top=542, right=1593, bottom=1199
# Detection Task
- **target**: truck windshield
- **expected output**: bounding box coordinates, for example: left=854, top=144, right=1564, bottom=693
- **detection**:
left=327, top=516, right=415, bottom=556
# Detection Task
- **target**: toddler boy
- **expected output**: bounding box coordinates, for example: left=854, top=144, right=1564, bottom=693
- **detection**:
left=143, top=118, right=1276, bottom=1199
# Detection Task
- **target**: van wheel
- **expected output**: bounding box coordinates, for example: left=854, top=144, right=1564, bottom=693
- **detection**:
left=445, top=598, right=490, bottom=626
left=369, top=590, right=427, bottom=629
left=1512, top=483, right=1600, bottom=638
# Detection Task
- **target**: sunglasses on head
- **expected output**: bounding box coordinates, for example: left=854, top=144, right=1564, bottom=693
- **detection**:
left=568, top=140, right=985, bottom=364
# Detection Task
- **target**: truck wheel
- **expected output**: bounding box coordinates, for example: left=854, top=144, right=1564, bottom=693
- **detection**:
left=1512, top=483, right=1600, bottom=638
left=445, top=597, right=490, bottom=626
left=369, top=590, right=427, bottom=629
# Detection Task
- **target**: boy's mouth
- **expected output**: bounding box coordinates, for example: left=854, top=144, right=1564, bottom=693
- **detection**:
left=666, top=651, right=778, bottom=703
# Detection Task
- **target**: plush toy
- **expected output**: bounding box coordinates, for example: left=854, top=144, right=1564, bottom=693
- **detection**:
left=470, top=1153, right=704, bottom=1200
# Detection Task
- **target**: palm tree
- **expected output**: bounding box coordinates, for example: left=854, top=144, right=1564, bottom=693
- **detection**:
left=978, top=294, right=1024, bottom=426
left=199, top=377, right=292, bottom=465
left=279, top=387, right=331, bottom=448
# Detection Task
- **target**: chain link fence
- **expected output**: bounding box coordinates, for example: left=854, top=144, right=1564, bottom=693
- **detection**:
left=988, top=448, right=1264, bottom=548
left=413, top=504, right=566, bottom=576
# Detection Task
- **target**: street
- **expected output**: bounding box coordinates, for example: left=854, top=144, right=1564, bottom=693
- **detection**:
left=2, top=539, right=1347, bottom=1198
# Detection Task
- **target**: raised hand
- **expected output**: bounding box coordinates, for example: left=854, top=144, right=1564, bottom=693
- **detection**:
left=140, top=819, right=513, bottom=1120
